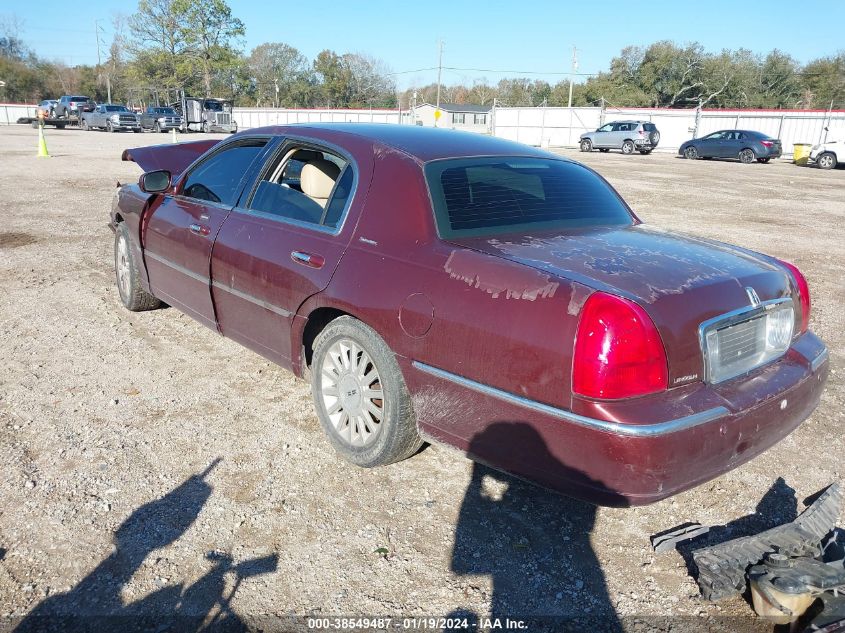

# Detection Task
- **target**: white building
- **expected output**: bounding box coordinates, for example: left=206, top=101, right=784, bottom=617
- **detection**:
left=410, top=103, right=491, bottom=133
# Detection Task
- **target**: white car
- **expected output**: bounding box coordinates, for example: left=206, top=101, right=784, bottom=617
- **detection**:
left=809, top=141, right=841, bottom=170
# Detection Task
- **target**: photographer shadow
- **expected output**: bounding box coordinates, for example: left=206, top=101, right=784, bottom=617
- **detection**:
left=447, top=421, right=624, bottom=632
left=14, top=458, right=277, bottom=633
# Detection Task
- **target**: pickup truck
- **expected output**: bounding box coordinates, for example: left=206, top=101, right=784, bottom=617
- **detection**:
left=81, top=104, right=142, bottom=133
left=139, top=106, right=183, bottom=133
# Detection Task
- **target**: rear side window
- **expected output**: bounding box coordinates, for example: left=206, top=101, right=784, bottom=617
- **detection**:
left=426, top=157, right=633, bottom=238
left=182, top=139, right=267, bottom=206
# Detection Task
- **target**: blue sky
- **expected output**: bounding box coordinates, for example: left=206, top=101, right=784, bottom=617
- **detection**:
left=6, top=1, right=841, bottom=89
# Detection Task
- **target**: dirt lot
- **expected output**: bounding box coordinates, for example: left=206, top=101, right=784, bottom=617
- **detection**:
left=0, top=125, right=843, bottom=631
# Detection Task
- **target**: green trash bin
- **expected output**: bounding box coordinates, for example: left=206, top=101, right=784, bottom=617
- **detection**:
left=793, top=143, right=812, bottom=165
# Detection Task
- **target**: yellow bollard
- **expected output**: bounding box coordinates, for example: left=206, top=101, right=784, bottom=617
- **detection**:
left=171, top=127, right=178, bottom=144
left=37, top=121, right=50, bottom=158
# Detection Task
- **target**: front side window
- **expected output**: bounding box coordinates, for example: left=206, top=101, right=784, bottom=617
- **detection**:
left=426, top=157, right=633, bottom=239
left=247, top=145, right=354, bottom=229
left=181, top=139, right=268, bottom=206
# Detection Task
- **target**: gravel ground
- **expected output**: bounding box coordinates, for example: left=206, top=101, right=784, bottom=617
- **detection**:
left=0, top=125, right=842, bottom=632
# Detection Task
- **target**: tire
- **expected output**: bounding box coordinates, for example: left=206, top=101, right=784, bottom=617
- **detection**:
left=114, top=223, right=161, bottom=312
left=311, top=316, right=423, bottom=468
left=579, top=139, right=592, bottom=152
left=649, top=130, right=660, bottom=147
left=202, top=121, right=209, bottom=133
left=154, top=122, right=161, bottom=133
left=684, top=146, right=699, bottom=160
left=639, top=149, right=653, bottom=155
left=817, top=152, right=837, bottom=170
left=739, top=148, right=756, bottom=164
left=621, top=140, right=635, bottom=154
left=82, top=119, right=89, bottom=131
left=757, top=157, right=770, bottom=164
left=133, top=128, right=141, bottom=133
left=107, top=121, right=115, bottom=133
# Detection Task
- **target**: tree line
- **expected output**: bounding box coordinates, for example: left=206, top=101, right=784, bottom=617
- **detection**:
left=1, top=5, right=843, bottom=110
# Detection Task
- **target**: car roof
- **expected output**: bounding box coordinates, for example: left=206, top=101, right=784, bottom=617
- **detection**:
left=244, top=123, right=558, bottom=163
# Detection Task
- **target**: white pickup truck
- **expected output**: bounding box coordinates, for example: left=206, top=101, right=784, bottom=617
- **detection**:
left=81, top=104, right=141, bottom=133
left=809, top=140, right=842, bottom=170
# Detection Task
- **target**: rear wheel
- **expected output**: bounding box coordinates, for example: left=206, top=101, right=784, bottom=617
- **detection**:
left=639, top=149, right=653, bottom=155
left=757, top=157, right=770, bottom=164
left=115, top=223, right=161, bottom=312
left=82, top=119, right=89, bottom=131
left=739, top=148, right=756, bottom=164
left=621, top=140, right=635, bottom=154
left=311, top=316, right=422, bottom=468
left=817, top=152, right=837, bottom=170
left=579, top=139, right=592, bottom=152
left=684, top=146, right=699, bottom=160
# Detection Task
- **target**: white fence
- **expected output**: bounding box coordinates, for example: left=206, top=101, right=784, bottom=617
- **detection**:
left=4, top=101, right=843, bottom=156
left=233, top=107, right=404, bottom=129
left=491, top=106, right=845, bottom=155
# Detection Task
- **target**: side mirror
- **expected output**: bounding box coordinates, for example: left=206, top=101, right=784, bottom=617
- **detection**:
left=139, top=170, right=171, bottom=193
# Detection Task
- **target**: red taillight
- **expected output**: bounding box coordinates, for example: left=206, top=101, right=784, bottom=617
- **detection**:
left=761, top=140, right=773, bottom=148
left=778, top=259, right=811, bottom=333
left=573, top=292, right=668, bottom=399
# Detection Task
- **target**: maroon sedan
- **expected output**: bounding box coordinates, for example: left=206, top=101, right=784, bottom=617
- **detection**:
left=111, top=124, right=828, bottom=506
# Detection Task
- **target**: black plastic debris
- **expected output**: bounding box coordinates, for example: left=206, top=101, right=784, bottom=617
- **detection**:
left=693, top=483, right=843, bottom=601
left=650, top=522, right=711, bottom=554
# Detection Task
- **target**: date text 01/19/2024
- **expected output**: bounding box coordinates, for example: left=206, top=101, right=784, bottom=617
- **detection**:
left=306, top=617, right=529, bottom=630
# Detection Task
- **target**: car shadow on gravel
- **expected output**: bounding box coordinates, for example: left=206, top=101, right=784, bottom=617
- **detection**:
left=446, top=422, right=623, bottom=632
left=14, top=458, right=278, bottom=633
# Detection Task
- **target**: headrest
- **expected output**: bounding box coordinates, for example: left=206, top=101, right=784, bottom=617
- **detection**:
left=301, top=159, right=341, bottom=202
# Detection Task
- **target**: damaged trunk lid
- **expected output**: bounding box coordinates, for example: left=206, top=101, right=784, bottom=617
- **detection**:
left=449, top=224, right=794, bottom=388
left=122, top=139, right=221, bottom=178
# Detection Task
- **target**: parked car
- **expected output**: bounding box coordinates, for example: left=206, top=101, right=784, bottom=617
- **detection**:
left=81, top=104, right=141, bottom=132
left=110, top=125, right=828, bottom=506
left=809, top=140, right=841, bottom=170
left=580, top=120, right=660, bottom=154
left=55, top=95, right=95, bottom=118
left=36, top=99, right=57, bottom=118
left=680, top=130, right=782, bottom=163
left=139, top=106, right=183, bottom=132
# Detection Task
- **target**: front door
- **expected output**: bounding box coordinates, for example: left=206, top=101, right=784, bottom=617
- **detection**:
left=143, top=138, right=270, bottom=329
left=211, top=143, right=359, bottom=366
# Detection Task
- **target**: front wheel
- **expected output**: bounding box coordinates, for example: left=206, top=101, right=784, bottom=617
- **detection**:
left=739, top=148, right=756, bottom=164
left=817, top=152, right=837, bottom=170
left=579, top=139, right=592, bottom=152
left=115, top=224, right=161, bottom=312
left=684, top=146, right=699, bottom=160
left=621, top=140, right=635, bottom=154
left=153, top=122, right=161, bottom=133
left=202, top=121, right=210, bottom=133
left=106, top=121, right=115, bottom=133
left=311, top=316, right=422, bottom=468
left=82, top=119, right=89, bottom=131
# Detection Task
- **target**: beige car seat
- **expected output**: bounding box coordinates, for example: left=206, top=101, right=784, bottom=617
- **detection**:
left=301, top=160, right=340, bottom=207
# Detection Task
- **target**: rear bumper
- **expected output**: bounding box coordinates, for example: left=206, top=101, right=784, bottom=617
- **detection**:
left=408, top=332, right=829, bottom=506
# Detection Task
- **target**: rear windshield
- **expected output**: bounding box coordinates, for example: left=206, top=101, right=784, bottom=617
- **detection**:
left=71, top=96, right=90, bottom=102
left=425, top=157, right=633, bottom=238
left=152, top=107, right=176, bottom=114
left=104, top=105, right=129, bottom=112
left=643, top=123, right=657, bottom=131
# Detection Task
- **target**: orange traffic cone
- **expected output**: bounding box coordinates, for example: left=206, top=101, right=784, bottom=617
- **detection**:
left=37, top=121, right=50, bottom=158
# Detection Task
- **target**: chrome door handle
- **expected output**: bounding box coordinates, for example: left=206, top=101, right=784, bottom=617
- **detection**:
left=189, top=223, right=211, bottom=236
left=291, top=251, right=325, bottom=269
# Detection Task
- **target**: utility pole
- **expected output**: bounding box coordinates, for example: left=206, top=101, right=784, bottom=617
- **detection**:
left=567, top=45, right=577, bottom=108
left=94, top=20, right=111, bottom=103
left=435, top=40, right=444, bottom=127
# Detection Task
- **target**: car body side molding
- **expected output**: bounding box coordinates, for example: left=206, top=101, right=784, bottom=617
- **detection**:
left=412, top=360, right=730, bottom=437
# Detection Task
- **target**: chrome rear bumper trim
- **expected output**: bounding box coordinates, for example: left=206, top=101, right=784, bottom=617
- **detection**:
left=412, top=361, right=729, bottom=438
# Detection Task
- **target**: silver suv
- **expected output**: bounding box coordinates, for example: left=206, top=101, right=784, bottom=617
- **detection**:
left=580, top=120, right=660, bottom=155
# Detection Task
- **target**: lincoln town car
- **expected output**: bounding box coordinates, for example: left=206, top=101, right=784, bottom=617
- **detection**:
left=110, top=124, right=829, bottom=506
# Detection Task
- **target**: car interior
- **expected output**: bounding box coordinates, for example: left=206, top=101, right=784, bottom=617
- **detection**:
left=249, top=147, right=352, bottom=228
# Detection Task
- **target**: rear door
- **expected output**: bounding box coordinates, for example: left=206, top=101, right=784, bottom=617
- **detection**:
left=211, top=140, right=360, bottom=365
left=143, top=137, right=270, bottom=330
